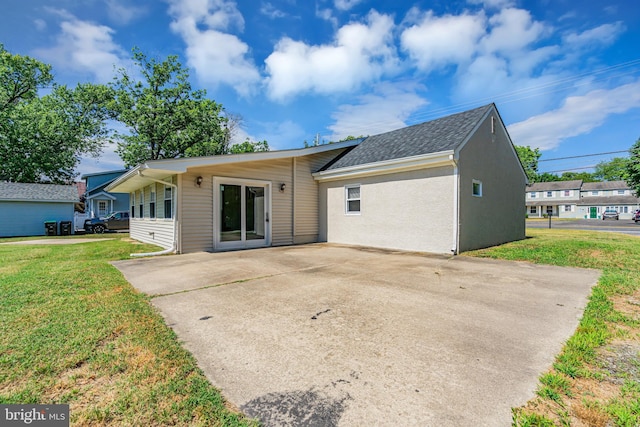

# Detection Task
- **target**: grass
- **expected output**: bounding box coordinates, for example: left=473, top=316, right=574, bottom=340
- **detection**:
left=467, top=228, right=640, bottom=426
left=0, top=234, right=256, bottom=426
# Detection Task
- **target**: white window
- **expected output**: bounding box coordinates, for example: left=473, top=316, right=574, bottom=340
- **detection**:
left=345, top=185, right=361, bottom=214
left=139, top=189, right=144, bottom=219
left=529, top=192, right=536, bottom=198
left=591, top=191, right=599, bottom=196
left=130, top=193, right=135, bottom=218
left=472, top=180, right=482, bottom=197
left=530, top=206, right=537, bottom=214
left=618, top=190, right=625, bottom=195
left=164, top=185, right=173, bottom=219
left=564, top=205, right=572, bottom=212
left=564, top=190, right=570, bottom=197
left=150, top=186, right=156, bottom=219
left=546, top=191, right=553, bottom=197
left=624, top=206, right=629, bottom=213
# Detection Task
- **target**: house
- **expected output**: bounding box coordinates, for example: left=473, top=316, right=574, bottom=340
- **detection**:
left=526, top=180, right=640, bottom=219
left=0, top=182, right=79, bottom=237
left=578, top=181, right=639, bottom=219
left=106, top=104, right=526, bottom=255
left=81, top=170, right=130, bottom=218
left=525, top=180, right=582, bottom=218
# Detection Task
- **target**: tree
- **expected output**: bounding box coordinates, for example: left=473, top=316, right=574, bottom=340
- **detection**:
left=594, top=157, right=629, bottom=181
left=626, top=137, right=640, bottom=195
left=0, top=44, right=52, bottom=112
left=0, top=46, right=108, bottom=183
left=229, top=139, right=269, bottom=154
left=514, top=145, right=541, bottom=182
left=107, top=48, right=228, bottom=167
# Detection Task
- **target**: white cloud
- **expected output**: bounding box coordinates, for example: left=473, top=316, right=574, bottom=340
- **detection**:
left=78, top=142, right=125, bottom=176
left=265, top=10, right=398, bottom=101
left=316, top=7, right=338, bottom=28
left=507, top=80, right=640, bottom=150
left=260, top=2, right=286, bottom=19
left=34, top=10, right=128, bottom=82
left=481, top=8, right=548, bottom=54
left=467, top=0, right=515, bottom=9
left=34, top=19, right=47, bottom=31
left=563, top=22, right=625, bottom=48
left=105, top=0, right=147, bottom=25
left=335, top=0, right=364, bottom=11
left=168, top=0, right=260, bottom=96
left=327, top=82, right=428, bottom=140
left=400, top=10, right=486, bottom=72
left=255, top=120, right=306, bottom=150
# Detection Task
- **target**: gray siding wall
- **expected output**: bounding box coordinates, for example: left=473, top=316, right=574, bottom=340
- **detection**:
left=0, top=201, right=75, bottom=237
left=457, top=113, right=526, bottom=252
left=319, top=166, right=456, bottom=254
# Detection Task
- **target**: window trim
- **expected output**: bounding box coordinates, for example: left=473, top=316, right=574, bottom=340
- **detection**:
left=472, top=179, right=482, bottom=197
left=164, top=185, right=173, bottom=219
left=150, top=186, right=156, bottom=219
left=345, top=184, right=361, bottom=215
left=130, top=192, right=135, bottom=218
left=139, top=188, right=144, bottom=219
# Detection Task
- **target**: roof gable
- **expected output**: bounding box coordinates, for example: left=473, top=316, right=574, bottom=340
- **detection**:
left=0, top=182, right=79, bottom=202
left=324, top=104, right=493, bottom=171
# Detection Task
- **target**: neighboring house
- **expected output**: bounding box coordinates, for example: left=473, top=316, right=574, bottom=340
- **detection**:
left=578, top=181, right=640, bottom=219
left=82, top=170, right=129, bottom=218
left=0, top=182, right=79, bottom=237
left=526, top=180, right=582, bottom=218
left=526, top=180, right=640, bottom=219
left=106, top=104, right=526, bottom=255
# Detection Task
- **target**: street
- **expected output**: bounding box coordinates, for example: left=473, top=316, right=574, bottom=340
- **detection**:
left=527, top=218, right=640, bottom=237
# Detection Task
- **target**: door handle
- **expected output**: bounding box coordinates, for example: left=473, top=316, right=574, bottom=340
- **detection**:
left=266, top=212, right=269, bottom=222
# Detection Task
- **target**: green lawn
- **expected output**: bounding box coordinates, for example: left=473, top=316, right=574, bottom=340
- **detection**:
left=2, top=230, right=639, bottom=426
left=0, top=234, right=256, bottom=426
left=467, top=228, right=640, bottom=426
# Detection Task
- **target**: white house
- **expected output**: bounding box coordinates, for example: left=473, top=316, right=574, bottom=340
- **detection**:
left=106, top=104, right=527, bottom=255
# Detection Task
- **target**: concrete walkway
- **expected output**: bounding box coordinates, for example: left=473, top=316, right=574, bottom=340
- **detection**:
left=113, top=244, right=600, bottom=426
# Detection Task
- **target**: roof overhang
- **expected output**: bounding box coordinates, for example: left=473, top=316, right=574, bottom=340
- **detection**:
left=313, top=151, right=456, bottom=182
left=106, top=139, right=362, bottom=193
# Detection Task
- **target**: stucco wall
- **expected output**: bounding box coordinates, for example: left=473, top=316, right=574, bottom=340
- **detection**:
left=457, top=113, right=526, bottom=252
left=0, top=201, right=75, bottom=237
left=319, top=167, right=456, bottom=254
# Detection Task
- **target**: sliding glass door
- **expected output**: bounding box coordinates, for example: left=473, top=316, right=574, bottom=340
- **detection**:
left=215, top=178, right=270, bottom=250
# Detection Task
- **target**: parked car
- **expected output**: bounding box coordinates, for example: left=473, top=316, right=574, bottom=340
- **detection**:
left=633, top=210, right=640, bottom=223
left=85, top=211, right=130, bottom=233
left=602, top=209, right=619, bottom=220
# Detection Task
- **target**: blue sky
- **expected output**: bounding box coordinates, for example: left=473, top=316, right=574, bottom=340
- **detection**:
left=2, top=0, right=640, bottom=176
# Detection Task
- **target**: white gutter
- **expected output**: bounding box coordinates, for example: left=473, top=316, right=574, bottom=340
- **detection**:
left=451, top=155, right=459, bottom=254
left=130, top=171, right=178, bottom=258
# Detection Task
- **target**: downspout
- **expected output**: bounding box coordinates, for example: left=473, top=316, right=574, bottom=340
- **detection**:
left=451, top=155, right=459, bottom=254
left=130, top=171, right=178, bottom=257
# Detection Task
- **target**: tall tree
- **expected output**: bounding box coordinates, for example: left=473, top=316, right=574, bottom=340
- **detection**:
left=514, top=145, right=541, bottom=182
left=626, top=137, right=640, bottom=195
left=108, top=48, right=228, bottom=167
left=0, top=44, right=52, bottom=112
left=594, top=157, right=629, bottom=181
left=0, top=46, right=108, bottom=183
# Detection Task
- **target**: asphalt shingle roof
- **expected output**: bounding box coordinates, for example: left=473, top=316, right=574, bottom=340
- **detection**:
left=0, top=182, right=79, bottom=202
left=578, top=195, right=640, bottom=206
left=581, top=180, right=629, bottom=190
left=323, top=104, right=494, bottom=171
left=527, top=180, right=583, bottom=191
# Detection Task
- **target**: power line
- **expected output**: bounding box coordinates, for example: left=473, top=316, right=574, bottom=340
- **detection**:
left=543, top=166, right=598, bottom=173
left=540, top=150, right=629, bottom=162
